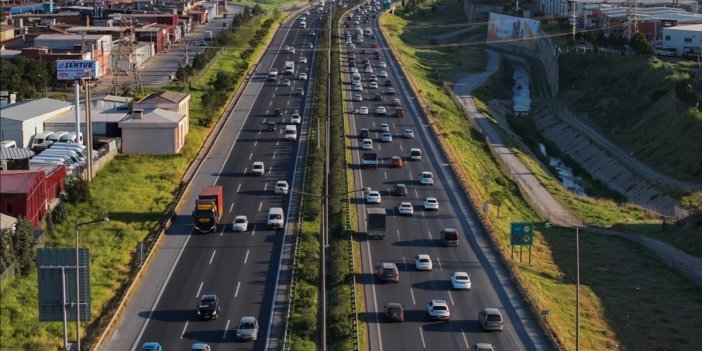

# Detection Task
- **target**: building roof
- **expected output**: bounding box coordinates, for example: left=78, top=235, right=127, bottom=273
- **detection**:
left=0, top=170, right=43, bottom=193
left=0, top=47, right=22, bottom=59
left=46, top=96, right=131, bottom=124
left=119, top=108, right=185, bottom=127
left=0, top=98, right=73, bottom=122
left=66, top=26, right=128, bottom=33
left=665, top=24, right=702, bottom=32
left=139, top=91, right=190, bottom=104
left=34, top=33, right=111, bottom=41
left=0, top=212, right=18, bottom=231
left=0, top=147, right=35, bottom=160
left=600, top=6, right=702, bottom=23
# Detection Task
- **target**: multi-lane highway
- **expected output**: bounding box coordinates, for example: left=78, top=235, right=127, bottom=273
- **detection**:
left=102, top=6, right=327, bottom=351
left=346, top=3, right=550, bottom=351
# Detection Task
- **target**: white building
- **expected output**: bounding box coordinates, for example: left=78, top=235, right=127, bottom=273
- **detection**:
left=0, top=98, right=73, bottom=148
left=44, top=95, right=132, bottom=137
left=119, top=108, right=188, bottom=155
left=662, top=24, right=702, bottom=55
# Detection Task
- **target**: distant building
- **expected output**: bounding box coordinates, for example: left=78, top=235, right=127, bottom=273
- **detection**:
left=0, top=98, right=73, bottom=148
left=119, top=107, right=188, bottom=155
left=44, top=95, right=133, bottom=138
left=0, top=166, right=67, bottom=226
left=661, top=24, right=702, bottom=56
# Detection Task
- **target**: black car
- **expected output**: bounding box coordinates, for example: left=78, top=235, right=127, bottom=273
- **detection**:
left=274, top=108, right=283, bottom=117
left=358, top=128, right=370, bottom=139
left=394, top=184, right=408, bottom=196
left=385, top=303, right=405, bottom=322
left=384, top=80, right=392, bottom=87
left=197, top=294, right=220, bottom=320
left=266, top=121, right=277, bottom=131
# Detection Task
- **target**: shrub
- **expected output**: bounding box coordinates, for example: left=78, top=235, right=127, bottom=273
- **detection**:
left=12, top=218, right=36, bottom=275
left=66, top=176, right=90, bottom=203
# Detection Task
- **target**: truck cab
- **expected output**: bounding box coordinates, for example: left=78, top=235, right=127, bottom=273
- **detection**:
left=192, top=186, right=223, bottom=233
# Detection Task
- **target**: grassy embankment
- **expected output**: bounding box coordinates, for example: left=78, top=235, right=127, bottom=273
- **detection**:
left=0, top=5, right=288, bottom=350
left=380, top=1, right=702, bottom=350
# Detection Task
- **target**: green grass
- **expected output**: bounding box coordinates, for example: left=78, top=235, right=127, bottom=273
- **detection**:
left=0, top=8, right=286, bottom=350
left=379, top=1, right=702, bottom=350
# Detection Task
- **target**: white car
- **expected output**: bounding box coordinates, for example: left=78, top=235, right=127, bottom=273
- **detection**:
left=288, top=46, right=296, bottom=54
left=350, top=67, right=359, bottom=73
left=290, top=112, right=302, bottom=124
left=299, top=72, right=308, bottom=80
left=274, top=180, right=289, bottom=195
left=281, top=79, right=291, bottom=86
left=378, top=70, right=388, bottom=77
left=379, top=123, right=390, bottom=132
left=354, top=94, right=363, bottom=102
left=450, top=272, right=472, bottom=290
left=376, top=106, right=387, bottom=115
left=426, top=300, right=450, bottom=320
left=424, top=197, right=439, bottom=210
left=398, top=202, right=414, bottom=216
left=419, top=171, right=434, bottom=185
left=232, top=215, right=248, bottom=232
left=366, top=190, right=382, bottom=204
left=353, top=83, right=363, bottom=91
left=415, top=254, right=433, bottom=271
left=252, top=161, right=265, bottom=176
left=381, top=132, right=392, bottom=142
left=379, top=61, right=387, bottom=68
left=403, top=129, right=415, bottom=138
left=299, top=56, right=308, bottom=64
left=365, top=66, right=374, bottom=73
left=369, top=81, right=379, bottom=89
left=393, top=98, right=402, bottom=106
left=359, top=106, right=369, bottom=115
left=361, top=138, right=373, bottom=150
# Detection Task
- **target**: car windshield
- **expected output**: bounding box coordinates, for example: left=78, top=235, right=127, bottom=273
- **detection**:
left=455, top=275, right=468, bottom=281
left=200, top=301, right=215, bottom=308
left=419, top=258, right=429, bottom=263
left=241, top=322, right=255, bottom=329
left=487, top=315, right=502, bottom=321
left=433, top=306, right=447, bottom=311
left=235, top=218, right=246, bottom=223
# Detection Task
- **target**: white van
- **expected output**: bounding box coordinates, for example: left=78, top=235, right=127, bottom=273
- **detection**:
left=59, top=132, right=83, bottom=144
left=30, top=131, right=55, bottom=147
left=267, top=207, right=285, bottom=229
left=46, top=132, right=70, bottom=143
left=409, top=148, right=422, bottom=161
left=284, top=125, right=297, bottom=141
left=50, top=143, right=88, bottom=157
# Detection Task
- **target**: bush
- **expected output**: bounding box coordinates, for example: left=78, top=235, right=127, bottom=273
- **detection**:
left=675, top=80, right=697, bottom=104
left=12, top=218, right=36, bottom=275
left=66, top=176, right=90, bottom=203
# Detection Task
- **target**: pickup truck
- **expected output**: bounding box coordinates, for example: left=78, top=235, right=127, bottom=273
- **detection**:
left=362, top=153, right=378, bottom=168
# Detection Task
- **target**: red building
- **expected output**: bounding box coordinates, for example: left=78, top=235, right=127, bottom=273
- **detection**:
left=0, top=165, right=66, bottom=226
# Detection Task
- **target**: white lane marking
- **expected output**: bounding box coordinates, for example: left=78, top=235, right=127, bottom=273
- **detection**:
left=378, top=144, right=381, bottom=151
left=420, top=210, right=425, bottom=218
left=272, top=151, right=277, bottom=160
left=196, top=281, right=203, bottom=297
left=264, top=183, right=269, bottom=192
left=244, top=167, right=248, bottom=174
left=220, top=226, right=225, bottom=237
left=249, top=152, right=253, bottom=160
left=426, top=230, right=433, bottom=240
left=402, top=256, right=408, bottom=271
left=254, top=140, right=258, bottom=147
left=180, top=321, right=189, bottom=339
left=209, top=250, right=216, bottom=264
left=276, top=140, right=280, bottom=146
left=235, top=281, right=241, bottom=298
left=384, top=171, right=388, bottom=180
left=222, top=319, right=230, bottom=339
left=437, top=257, right=443, bottom=271
left=229, top=203, right=234, bottom=213
left=410, top=288, right=416, bottom=305
left=399, top=145, right=403, bottom=151
left=237, top=184, right=242, bottom=192
left=462, top=329, right=470, bottom=349
left=251, top=224, right=256, bottom=236
left=418, top=327, right=426, bottom=348
left=396, top=229, right=401, bottom=241
left=269, top=101, right=273, bottom=106
left=448, top=290, right=455, bottom=306
left=258, top=201, right=263, bottom=212
left=258, top=129, right=262, bottom=135
left=244, top=249, right=250, bottom=264
left=268, top=167, right=272, bottom=175
left=409, top=173, right=414, bottom=180
left=414, top=189, right=419, bottom=198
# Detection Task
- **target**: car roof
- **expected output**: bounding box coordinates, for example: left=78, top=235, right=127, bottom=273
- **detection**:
left=387, top=302, right=403, bottom=308
left=201, top=294, right=217, bottom=300
left=482, top=307, right=501, bottom=314
left=431, top=299, right=447, bottom=305
left=381, top=262, right=396, bottom=268
left=453, top=271, right=469, bottom=277
left=417, top=254, right=430, bottom=259
left=240, top=316, right=257, bottom=323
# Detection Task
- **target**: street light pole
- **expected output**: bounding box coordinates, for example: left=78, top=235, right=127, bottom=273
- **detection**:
left=74, top=217, right=109, bottom=351
left=576, top=226, right=580, bottom=351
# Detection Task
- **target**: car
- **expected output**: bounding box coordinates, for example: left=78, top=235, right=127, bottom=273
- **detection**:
left=299, top=56, right=308, bottom=63
left=359, top=106, right=369, bottom=115
left=384, top=303, right=405, bottom=322
left=415, top=254, right=433, bottom=271
left=347, top=43, right=356, bottom=49
left=386, top=87, right=396, bottom=95
left=290, top=112, right=302, bottom=124
left=384, top=79, right=393, bottom=87
left=410, top=148, right=422, bottom=160
left=365, top=65, right=374, bottom=73
left=297, top=87, right=305, bottom=96
left=393, top=98, right=402, bottom=106
left=299, top=72, right=308, bottom=80
left=451, top=271, right=472, bottom=290
left=353, top=83, right=363, bottom=91
left=472, top=343, right=495, bottom=351
left=381, top=132, right=392, bottom=142
left=376, top=106, right=387, bottom=115
left=140, top=342, right=163, bottom=351
left=398, top=202, right=414, bottom=216
left=361, top=138, right=373, bottom=150
left=288, top=46, right=296, bottom=54
left=394, top=183, right=408, bottom=196
left=374, top=93, right=383, bottom=101
left=275, top=180, right=289, bottom=195
left=354, top=93, right=363, bottom=102
left=402, top=129, right=415, bottom=138
left=191, top=343, right=211, bottom=351
left=252, top=161, right=265, bottom=176
left=440, top=227, right=459, bottom=246
left=379, top=61, right=387, bottom=68
left=419, top=171, right=434, bottom=185
left=350, top=66, right=359, bottom=73
left=236, top=316, right=259, bottom=341
left=308, top=42, right=314, bottom=49
left=391, top=156, right=403, bottom=168
left=426, top=300, right=450, bottom=320
left=358, top=128, right=370, bottom=139
left=369, top=74, right=378, bottom=81
left=371, top=43, right=378, bottom=48
left=377, top=262, right=399, bottom=283
left=366, top=190, right=381, bottom=204
left=379, top=123, right=390, bottom=132
left=369, top=81, right=379, bottom=89
left=424, top=197, right=439, bottom=210
left=478, top=307, right=504, bottom=331
left=281, top=79, right=291, bottom=86
left=197, top=294, right=220, bottom=320
left=266, top=121, right=277, bottom=131
left=274, top=108, right=283, bottom=117
left=283, top=44, right=290, bottom=51
left=378, top=70, right=388, bottom=77
left=232, top=215, right=248, bottom=231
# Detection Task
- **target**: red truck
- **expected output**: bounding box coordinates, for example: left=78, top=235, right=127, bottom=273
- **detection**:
left=192, top=186, right=223, bottom=233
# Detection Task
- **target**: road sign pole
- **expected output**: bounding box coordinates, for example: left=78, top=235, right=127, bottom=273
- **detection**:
left=61, top=267, right=69, bottom=351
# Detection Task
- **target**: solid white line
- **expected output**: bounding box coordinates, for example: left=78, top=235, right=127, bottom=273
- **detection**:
left=436, top=257, right=442, bottom=271
left=258, top=201, right=263, bottom=212
left=418, top=327, right=426, bottom=348
left=410, top=288, right=416, bottom=305
left=235, top=281, right=241, bottom=298
left=222, top=319, right=230, bottom=339
left=249, top=152, right=253, bottom=160
left=180, top=321, right=189, bottom=339
left=196, top=281, right=203, bottom=297
left=461, top=329, right=469, bottom=349
left=209, top=250, right=216, bottom=264
left=237, top=184, right=242, bottom=192
left=244, top=249, right=250, bottom=264
left=229, top=203, right=234, bottom=213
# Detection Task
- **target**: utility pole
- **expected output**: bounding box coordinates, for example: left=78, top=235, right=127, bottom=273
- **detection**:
left=571, top=1, right=577, bottom=42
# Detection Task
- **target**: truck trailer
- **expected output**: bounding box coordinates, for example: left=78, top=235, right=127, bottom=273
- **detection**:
left=366, top=208, right=386, bottom=239
left=284, top=61, right=295, bottom=75
left=192, top=186, right=223, bottom=233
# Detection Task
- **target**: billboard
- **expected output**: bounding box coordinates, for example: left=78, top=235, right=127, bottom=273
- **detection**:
left=56, top=60, right=100, bottom=81
left=486, top=13, right=541, bottom=48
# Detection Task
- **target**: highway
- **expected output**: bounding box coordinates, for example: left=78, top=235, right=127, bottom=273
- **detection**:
left=345, top=3, right=550, bottom=351
left=102, top=6, right=327, bottom=351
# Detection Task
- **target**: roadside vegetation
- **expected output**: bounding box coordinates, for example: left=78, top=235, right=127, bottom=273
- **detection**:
left=379, top=0, right=702, bottom=350
left=0, top=5, right=286, bottom=350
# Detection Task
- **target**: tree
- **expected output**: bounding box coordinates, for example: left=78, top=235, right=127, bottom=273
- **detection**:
left=12, top=218, right=36, bottom=275
left=66, top=176, right=91, bottom=203
left=490, top=190, right=508, bottom=218
left=630, top=32, right=653, bottom=54
left=0, top=228, right=15, bottom=272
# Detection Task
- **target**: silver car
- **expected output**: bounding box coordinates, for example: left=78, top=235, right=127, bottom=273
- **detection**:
left=236, top=316, right=259, bottom=341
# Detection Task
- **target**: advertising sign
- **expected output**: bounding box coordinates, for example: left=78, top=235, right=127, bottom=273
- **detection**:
left=487, top=13, right=541, bottom=48
left=56, top=60, right=99, bottom=81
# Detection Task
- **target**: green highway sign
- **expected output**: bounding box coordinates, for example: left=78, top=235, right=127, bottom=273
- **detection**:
left=510, top=222, right=534, bottom=247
